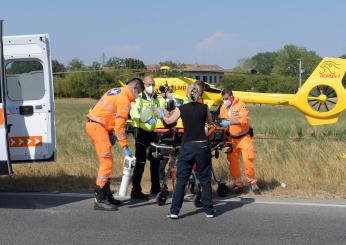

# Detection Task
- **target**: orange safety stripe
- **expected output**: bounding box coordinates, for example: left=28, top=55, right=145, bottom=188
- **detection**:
left=0, top=108, right=3, bottom=126
left=9, top=136, right=43, bottom=147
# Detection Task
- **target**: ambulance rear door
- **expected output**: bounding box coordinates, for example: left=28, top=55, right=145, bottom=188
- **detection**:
left=0, top=20, right=12, bottom=174
left=3, top=34, right=56, bottom=162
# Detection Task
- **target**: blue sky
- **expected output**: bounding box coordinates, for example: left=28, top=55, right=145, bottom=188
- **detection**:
left=2, top=0, right=346, bottom=68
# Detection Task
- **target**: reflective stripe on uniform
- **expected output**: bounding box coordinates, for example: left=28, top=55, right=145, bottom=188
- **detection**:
left=115, top=133, right=126, bottom=139
left=103, top=152, right=112, bottom=157
left=230, top=118, right=240, bottom=125
left=115, top=115, right=127, bottom=120
left=233, top=178, right=242, bottom=183
left=97, top=176, right=108, bottom=182
left=239, top=111, right=249, bottom=116
left=99, top=98, right=116, bottom=115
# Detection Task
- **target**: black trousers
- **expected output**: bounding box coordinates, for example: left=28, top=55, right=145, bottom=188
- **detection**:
left=132, top=128, right=160, bottom=194
left=170, top=141, right=214, bottom=215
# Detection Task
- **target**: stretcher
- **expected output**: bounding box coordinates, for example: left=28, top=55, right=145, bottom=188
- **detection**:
left=146, top=123, right=230, bottom=206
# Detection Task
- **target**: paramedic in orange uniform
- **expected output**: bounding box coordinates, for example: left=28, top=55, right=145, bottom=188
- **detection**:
left=219, top=89, right=260, bottom=194
left=86, top=78, right=144, bottom=210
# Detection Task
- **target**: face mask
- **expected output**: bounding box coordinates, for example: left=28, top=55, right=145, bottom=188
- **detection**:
left=223, top=100, right=231, bottom=107
left=145, top=85, right=153, bottom=94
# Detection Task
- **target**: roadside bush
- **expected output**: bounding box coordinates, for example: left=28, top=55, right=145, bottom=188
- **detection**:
left=54, top=72, right=120, bottom=98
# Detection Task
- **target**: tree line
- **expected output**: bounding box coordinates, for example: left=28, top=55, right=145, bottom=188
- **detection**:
left=53, top=57, right=146, bottom=98
left=31, top=44, right=346, bottom=97
left=219, top=44, right=325, bottom=93
left=219, top=44, right=346, bottom=93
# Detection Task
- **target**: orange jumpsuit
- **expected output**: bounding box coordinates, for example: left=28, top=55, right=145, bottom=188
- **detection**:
left=85, top=86, right=135, bottom=187
left=219, top=98, right=257, bottom=186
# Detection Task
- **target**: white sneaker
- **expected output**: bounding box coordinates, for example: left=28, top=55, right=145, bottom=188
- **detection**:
left=205, top=209, right=216, bottom=218
left=167, top=213, right=179, bottom=219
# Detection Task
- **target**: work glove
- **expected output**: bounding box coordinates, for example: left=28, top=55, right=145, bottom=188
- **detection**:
left=123, top=147, right=132, bottom=157
left=146, top=117, right=156, bottom=126
left=220, top=120, right=231, bottom=127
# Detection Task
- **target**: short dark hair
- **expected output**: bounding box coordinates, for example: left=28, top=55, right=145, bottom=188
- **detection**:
left=221, top=89, right=233, bottom=96
left=159, top=85, right=167, bottom=93
left=127, top=77, right=144, bottom=90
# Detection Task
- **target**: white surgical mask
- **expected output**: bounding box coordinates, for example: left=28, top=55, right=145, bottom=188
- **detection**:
left=145, top=85, right=153, bottom=94
left=223, top=100, right=231, bottom=107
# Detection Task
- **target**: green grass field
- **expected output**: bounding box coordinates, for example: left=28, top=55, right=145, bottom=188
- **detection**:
left=1, top=98, right=346, bottom=199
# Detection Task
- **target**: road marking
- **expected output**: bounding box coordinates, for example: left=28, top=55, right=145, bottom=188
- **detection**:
left=1, top=192, right=346, bottom=208
left=220, top=198, right=346, bottom=208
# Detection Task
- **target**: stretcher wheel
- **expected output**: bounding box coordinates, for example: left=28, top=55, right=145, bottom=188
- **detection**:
left=193, top=192, right=203, bottom=208
left=214, top=150, right=219, bottom=159
left=189, top=181, right=196, bottom=194
left=156, top=191, right=168, bottom=206
left=146, top=146, right=155, bottom=161
left=217, top=182, right=229, bottom=197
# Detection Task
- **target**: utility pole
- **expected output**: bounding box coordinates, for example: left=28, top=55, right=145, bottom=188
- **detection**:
left=101, top=52, right=106, bottom=66
left=298, top=59, right=303, bottom=88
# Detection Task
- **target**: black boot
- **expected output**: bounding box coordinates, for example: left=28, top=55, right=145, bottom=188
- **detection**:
left=105, top=180, right=122, bottom=205
left=131, top=162, right=148, bottom=199
left=94, top=185, right=118, bottom=211
left=229, top=184, right=244, bottom=194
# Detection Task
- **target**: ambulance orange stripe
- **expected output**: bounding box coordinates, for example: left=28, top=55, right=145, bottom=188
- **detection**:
left=9, top=136, right=43, bottom=147
left=0, top=108, right=3, bottom=126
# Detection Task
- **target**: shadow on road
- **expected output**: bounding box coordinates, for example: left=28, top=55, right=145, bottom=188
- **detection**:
left=0, top=192, right=91, bottom=210
left=0, top=175, right=122, bottom=192
left=178, top=196, right=255, bottom=219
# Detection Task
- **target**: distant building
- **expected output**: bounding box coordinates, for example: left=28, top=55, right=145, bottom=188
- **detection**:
left=146, top=64, right=160, bottom=72
left=182, top=64, right=224, bottom=85
left=145, top=63, right=224, bottom=85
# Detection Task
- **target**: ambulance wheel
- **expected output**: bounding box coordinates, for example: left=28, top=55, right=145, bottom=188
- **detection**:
left=193, top=192, right=203, bottom=208
left=156, top=191, right=167, bottom=206
left=146, top=146, right=155, bottom=161
left=217, top=182, right=229, bottom=197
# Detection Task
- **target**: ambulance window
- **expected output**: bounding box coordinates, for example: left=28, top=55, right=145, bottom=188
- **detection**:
left=5, top=60, right=44, bottom=101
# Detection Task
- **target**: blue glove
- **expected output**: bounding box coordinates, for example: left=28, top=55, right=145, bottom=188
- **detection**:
left=220, top=120, right=231, bottom=127
left=157, top=109, right=165, bottom=119
left=123, top=147, right=132, bottom=157
left=147, top=117, right=156, bottom=125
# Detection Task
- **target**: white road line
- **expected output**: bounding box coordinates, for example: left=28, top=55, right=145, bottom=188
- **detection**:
left=220, top=198, right=346, bottom=208
left=1, top=192, right=346, bottom=208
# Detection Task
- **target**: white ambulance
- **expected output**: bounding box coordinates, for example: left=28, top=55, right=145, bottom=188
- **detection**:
left=0, top=21, right=56, bottom=175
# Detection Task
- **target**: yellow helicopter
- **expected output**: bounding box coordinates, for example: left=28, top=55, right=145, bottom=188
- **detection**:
left=150, top=57, right=346, bottom=126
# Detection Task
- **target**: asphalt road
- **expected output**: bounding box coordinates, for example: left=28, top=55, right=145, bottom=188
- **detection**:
left=0, top=192, right=346, bottom=245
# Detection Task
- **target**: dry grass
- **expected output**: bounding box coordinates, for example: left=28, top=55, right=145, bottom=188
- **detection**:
left=1, top=98, right=346, bottom=199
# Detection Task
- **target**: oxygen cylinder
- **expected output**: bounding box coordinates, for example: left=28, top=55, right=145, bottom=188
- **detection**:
left=118, top=156, right=136, bottom=197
